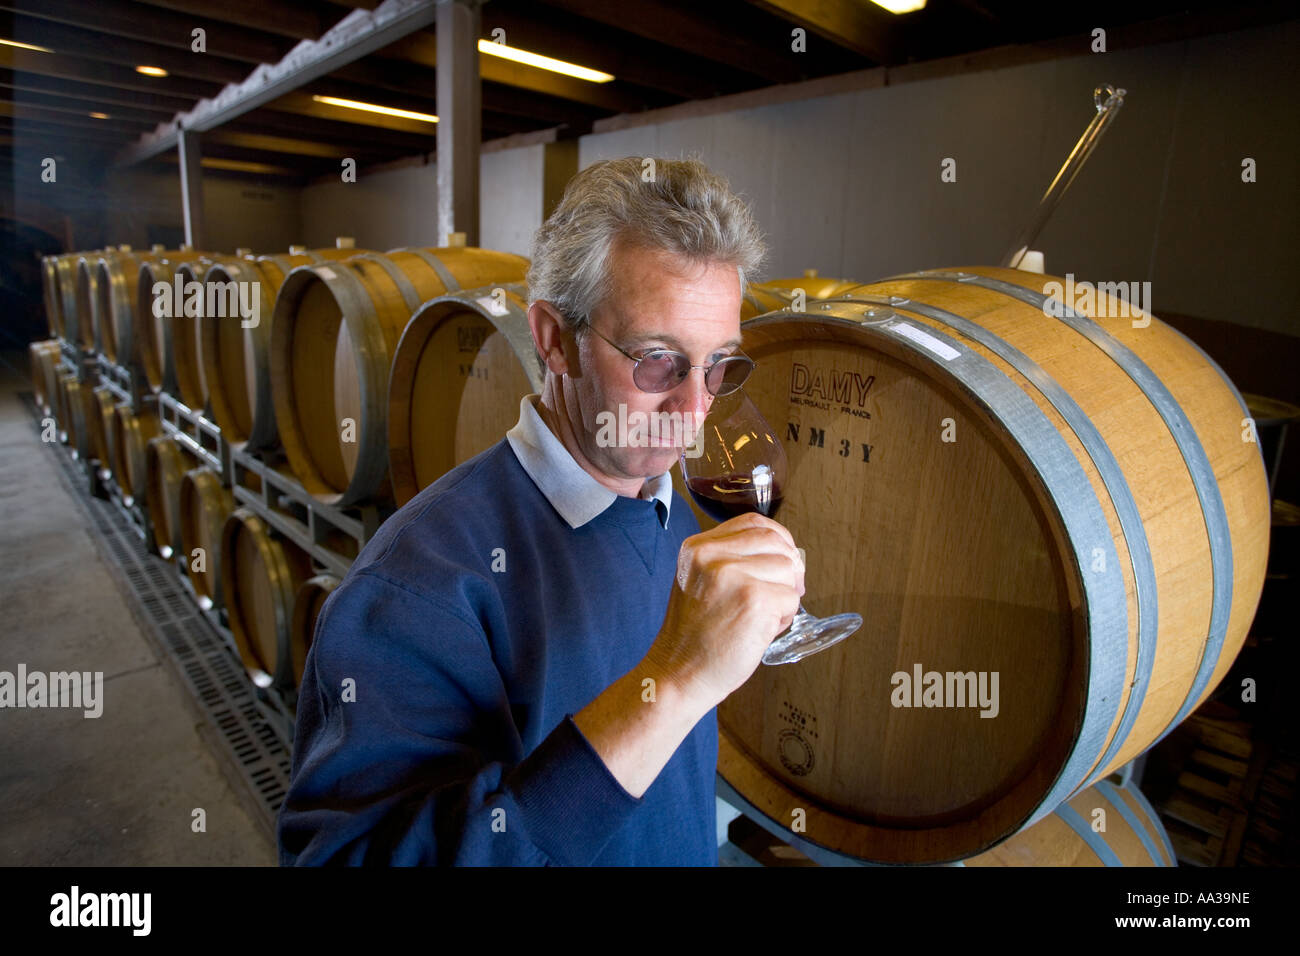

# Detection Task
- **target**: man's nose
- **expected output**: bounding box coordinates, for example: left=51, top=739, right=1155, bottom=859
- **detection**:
left=668, top=367, right=713, bottom=418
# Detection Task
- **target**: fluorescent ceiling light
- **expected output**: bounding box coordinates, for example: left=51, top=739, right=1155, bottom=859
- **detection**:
left=477, top=39, right=614, bottom=83
left=311, top=94, right=438, bottom=123
left=870, top=0, right=927, bottom=12
left=135, top=65, right=168, bottom=77
left=1, top=37, right=53, bottom=53
left=201, top=158, right=289, bottom=175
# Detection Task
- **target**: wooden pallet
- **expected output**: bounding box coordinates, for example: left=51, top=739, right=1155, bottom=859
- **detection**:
left=1157, top=711, right=1270, bottom=866
left=1240, top=747, right=1300, bottom=866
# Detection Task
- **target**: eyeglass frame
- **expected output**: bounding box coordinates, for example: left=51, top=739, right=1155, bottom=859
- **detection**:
left=572, top=316, right=756, bottom=396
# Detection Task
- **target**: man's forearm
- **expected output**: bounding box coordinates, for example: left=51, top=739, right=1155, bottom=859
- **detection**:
left=573, top=660, right=713, bottom=800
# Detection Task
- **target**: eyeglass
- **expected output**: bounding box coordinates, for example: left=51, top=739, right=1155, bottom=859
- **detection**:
left=583, top=322, right=755, bottom=396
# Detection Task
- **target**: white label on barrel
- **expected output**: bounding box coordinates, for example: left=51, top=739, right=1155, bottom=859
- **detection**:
left=889, top=320, right=959, bottom=361
left=476, top=294, right=509, bottom=316
left=317, top=267, right=336, bottom=280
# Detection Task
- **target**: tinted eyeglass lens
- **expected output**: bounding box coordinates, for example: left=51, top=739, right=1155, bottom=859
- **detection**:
left=632, top=352, right=685, bottom=392
left=707, top=356, right=754, bottom=395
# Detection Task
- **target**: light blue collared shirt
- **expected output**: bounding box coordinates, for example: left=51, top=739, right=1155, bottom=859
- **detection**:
left=505, top=394, right=674, bottom=530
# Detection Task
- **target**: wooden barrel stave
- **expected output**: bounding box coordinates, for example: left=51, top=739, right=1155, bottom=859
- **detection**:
left=74, top=256, right=102, bottom=351
left=58, top=373, right=87, bottom=459
left=290, top=574, right=340, bottom=690
left=85, top=385, right=117, bottom=476
left=134, top=250, right=206, bottom=392
left=111, top=404, right=161, bottom=505
left=29, top=340, right=61, bottom=413
left=145, top=436, right=196, bottom=560
left=59, top=252, right=99, bottom=349
left=220, top=509, right=314, bottom=687
left=178, top=467, right=234, bottom=608
left=41, top=257, right=65, bottom=338
left=965, top=776, right=1175, bottom=866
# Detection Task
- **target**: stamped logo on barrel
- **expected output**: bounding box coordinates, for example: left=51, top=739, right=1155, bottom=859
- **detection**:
left=777, top=699, right=818, bottom=777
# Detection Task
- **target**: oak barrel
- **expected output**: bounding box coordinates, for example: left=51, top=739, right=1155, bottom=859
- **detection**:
left=270, top=246, right=530, bottom=505
left=713, top=265, right=1270, bottom=864
left=290, top=574, right=340, bottom=689
left=93, top=245, right=169, bottom=366
left=61, top=249, right=107, bottom=349
left=178, top=467, right=234, bottom=609
left=387, top=283, right=543, bottom=505
left=220, top=509, right=314, bottom=687
left=135, top=248, right=207, bottom=392
left=111, top=404, right=161, bottom=506
left=145, top=436, right=196, bottom=560
left=41, top=256, right=66, bottom=338
left=742, top=276, right=867, bottom=319
left=73, top=255, right=104, bottom=351
left=202, top=242, right=364, bottom=450
left=29, top=340, right=61, bottom=413
left=965, top=776, right=1175, bottom=866
left=85, top=385, right=118, bottom=478
left=58, top=373, right=87, bottom=460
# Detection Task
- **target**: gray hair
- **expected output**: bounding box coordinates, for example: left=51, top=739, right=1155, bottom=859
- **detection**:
left=527, top=156, right=766, bottom=335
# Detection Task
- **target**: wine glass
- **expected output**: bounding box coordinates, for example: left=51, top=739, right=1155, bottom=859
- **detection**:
left=680, top=389, right=863, bottom=664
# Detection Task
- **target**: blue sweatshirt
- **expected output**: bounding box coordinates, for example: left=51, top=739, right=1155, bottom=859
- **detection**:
left=277, top=403, right=716, bottom=866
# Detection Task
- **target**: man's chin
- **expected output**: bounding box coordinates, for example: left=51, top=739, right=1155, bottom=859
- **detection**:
left=621, top=445, right=684, bottom=476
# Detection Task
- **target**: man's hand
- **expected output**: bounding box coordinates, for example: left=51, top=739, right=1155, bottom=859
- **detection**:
left=645, top=512, right=805, bottom=710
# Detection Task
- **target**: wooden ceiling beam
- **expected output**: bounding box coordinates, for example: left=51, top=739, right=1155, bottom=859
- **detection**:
left=480, top=6, right=746, bottom=100
left=0, top=0, right=292, bottom=64
left=532, top=0, right=806, bottom=84
left=205, top=130, right=357, bottom=160
left=0, top=99, right=154, bottom=131
left=0, top=116, right=137, bottom=145
left=330, top=58, right=604, bottom=132
left=743, top=0, right=900, bottom=63
left=271, top=88, right=439, bottom=135
left=123, top=0, right=332, bottom=42
left=480, top=82, right=606, bottom=125
left=228, top=109, right=436, bottom=154
left=0, top=88, right=173, bottom=125
left=379, top=32, right=663, bottom=112
left=0, top=13, right=252, bottom=84
left=0, top=72, right=198, bottom=114
left=0, top=46, right=222, bottom=100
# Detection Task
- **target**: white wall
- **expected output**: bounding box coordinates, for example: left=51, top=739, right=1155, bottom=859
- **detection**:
left=580, top=21, right=1299, bottom=336
left=100, top=168, right=302, bottom=255
left=300, top=161, right=439, bottom=251
left=297, top=146, right=546, bottom=259
left=481, top=144, right=546, bottom=259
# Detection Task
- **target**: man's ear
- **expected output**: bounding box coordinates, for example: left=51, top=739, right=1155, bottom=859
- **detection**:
left=528, top=300, right=576, bottom=377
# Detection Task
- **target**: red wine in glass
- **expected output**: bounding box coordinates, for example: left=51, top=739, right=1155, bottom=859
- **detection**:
left=680, top=389, right=862, bottom=665
left=685, top=473, right=785, bottom=523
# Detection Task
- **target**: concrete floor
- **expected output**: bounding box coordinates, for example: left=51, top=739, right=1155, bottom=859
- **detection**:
left=0, top=350, right=274, bottom=865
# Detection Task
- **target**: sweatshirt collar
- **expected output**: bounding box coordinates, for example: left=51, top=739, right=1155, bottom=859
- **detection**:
left=506, top=394, right=673, bottom=530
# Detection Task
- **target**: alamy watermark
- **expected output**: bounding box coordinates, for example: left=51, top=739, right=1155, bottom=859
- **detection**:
left=595, top=404, right=707, bottom=457
left=890, top=663, right=999, bottom=718
left=1042, top=274, right=1152, bottom=327
left=50, top=886, right=150, bottom=935
left=0, top=664, right=103, bottom=718
left=151, top=276, right=261, bottom=328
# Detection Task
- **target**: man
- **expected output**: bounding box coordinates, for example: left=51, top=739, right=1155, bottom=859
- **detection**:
left=278, top=157, right=805, bottom=865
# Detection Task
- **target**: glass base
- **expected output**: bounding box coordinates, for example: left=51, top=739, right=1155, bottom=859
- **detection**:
left=762, top=609, right=863, bottom=665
